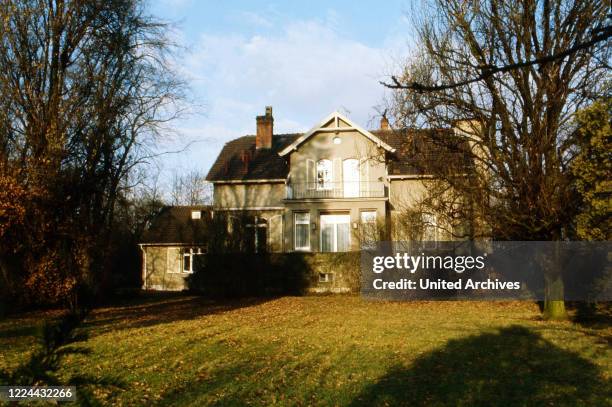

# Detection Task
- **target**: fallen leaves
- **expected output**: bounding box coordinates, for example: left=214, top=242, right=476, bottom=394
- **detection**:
left=0, top=295, right=610, bottom=406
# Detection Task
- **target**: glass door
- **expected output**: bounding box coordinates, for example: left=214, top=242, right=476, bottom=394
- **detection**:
left=320, top=214, right=351, bottom=252
left=343, top=159, right=359, bottom=197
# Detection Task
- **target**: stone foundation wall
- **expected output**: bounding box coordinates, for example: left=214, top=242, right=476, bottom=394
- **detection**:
left=143, top=248, right=362, bottom=295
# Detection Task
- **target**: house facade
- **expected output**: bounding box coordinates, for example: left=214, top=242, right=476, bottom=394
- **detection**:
left=206, top=107, right=470, bottom=254
left=140, top=107, right=473, bottom=291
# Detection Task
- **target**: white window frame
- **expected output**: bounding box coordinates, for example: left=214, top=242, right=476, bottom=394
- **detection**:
left=320, top=213, right=351, bottom=252
left=359, top=158, right=370, bottom=196
left=294, top=212, right=311, bottom=251
left=181, top=247, right=204, bottom=274
left=319, top=272, right=334, bottom=283
left=422, top=214, right=438, bottom=248
left=183, top=250, right=192, bottom=273
left=361, top=210, right=377, bottom=224
left=245, top=216, right=268, bottom=254
left=343, top=158, right=360, bottom=197
left=360, top=210, right=378, bottom=248
left=316, top=159, right=333, bottom=190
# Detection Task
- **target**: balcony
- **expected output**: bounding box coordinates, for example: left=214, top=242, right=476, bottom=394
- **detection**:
left=286, top=181, right=386, bottom=200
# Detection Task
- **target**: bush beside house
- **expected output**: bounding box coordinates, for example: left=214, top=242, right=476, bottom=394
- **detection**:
left=187, top=252, right=361, bottom=298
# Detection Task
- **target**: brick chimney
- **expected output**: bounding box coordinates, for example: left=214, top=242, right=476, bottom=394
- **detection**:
left=256, top=106, right=273, bottom=149
left=380, top=115, right=390, bottom=130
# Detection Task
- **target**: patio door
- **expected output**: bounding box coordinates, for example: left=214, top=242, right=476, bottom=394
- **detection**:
left=320, top=214, right=351, bottom=252
left=343, top=159, right=359, bottom=197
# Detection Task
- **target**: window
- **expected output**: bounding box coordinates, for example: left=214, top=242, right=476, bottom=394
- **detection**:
left=294, top=212, right=310, bottom=251
left=255, top=224, right=267, bottom=253
left=319, top=272, right=334, bottom=282
left=183, top=251, right=192, bottom=272
left=191, top=210, right=201, bottom=220
left=316, top=159, right=332, bottom=190
left=361, top=211, right=377, bottom=223
left=422, top=214, right=438, bottom=248
left=361, top=211, right=377, bottom=247
left=359, top=159, right=370, bottom=196
left=181, top=247, right=204, bottom=273
left=343, top=159, right=359, bottom=197
left=320, top=214, right=350, bottom=252
left=245, top=216, right=268, bottom=253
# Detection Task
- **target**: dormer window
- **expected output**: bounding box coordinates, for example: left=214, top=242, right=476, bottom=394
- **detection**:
left=316, top=159, right=332, bottom=190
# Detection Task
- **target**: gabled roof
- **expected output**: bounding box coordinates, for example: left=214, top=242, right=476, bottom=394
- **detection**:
left=278, top=111, right=395, bottom=156
left=140, top=206, right=212, bottom=244
left=206, top=134, right=300, bottom=182
left=205, top=112, right=471, bottom=182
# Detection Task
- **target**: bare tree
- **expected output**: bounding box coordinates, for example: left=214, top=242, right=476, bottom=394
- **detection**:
left=385, top=0, right=610, bottom=319
left=169, top=170, right=212, bottom=206
left=0, top=0, right=187, bottom=307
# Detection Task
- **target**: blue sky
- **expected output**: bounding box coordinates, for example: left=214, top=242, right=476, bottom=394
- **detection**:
left=149, top=0, right=416, bottom=186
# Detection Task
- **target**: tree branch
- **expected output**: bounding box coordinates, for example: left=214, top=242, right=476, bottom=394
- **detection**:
left=381, top=26, right=611, bottom=91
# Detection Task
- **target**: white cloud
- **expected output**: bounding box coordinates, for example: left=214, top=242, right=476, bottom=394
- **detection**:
left=236, top=11, right=274, bottom=28
left=192, top=19, right=392, bottom=126
left=158, top=14, right=407, bottom=180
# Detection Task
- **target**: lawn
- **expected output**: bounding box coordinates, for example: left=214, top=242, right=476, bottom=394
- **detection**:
left=0, top=294, right=610, bottom=406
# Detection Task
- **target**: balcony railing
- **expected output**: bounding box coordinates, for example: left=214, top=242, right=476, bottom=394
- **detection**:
left=286, top=181, right=386, bottom=199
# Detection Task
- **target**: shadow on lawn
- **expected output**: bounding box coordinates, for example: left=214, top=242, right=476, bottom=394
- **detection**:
left=350, top=326, right=610, bottom=407
left=83, top=293, right=274, bottom=335
left=0, top=311, right=124, bottom=406
left=0, top=324, right=38, bottom=339
left=572, top=302, right=612, bottom=331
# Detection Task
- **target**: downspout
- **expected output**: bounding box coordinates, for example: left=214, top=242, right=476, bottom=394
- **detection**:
left=139, top=244, right=147, bottom=290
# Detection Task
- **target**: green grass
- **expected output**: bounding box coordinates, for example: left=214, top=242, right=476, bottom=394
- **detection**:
left=1, top=295, right=610, bottom=406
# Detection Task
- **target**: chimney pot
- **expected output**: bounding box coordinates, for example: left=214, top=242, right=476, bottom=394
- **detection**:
left=380, top=115, right=390, bottom=130
left=256, top=106, right=273, bottom=149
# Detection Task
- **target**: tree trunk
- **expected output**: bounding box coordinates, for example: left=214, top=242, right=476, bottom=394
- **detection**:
left=543, top=299, right=567, bottom=320
left=542, top=242, right=567, bottom=320
left=0, top=254, right=19, bottom=316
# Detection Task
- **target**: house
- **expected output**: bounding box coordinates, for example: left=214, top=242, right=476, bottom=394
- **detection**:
left=139, top=205, right=211, bottom=290
left=206, top=107, right=470, bottom=253
left=140, top=107, right=472, bottom=291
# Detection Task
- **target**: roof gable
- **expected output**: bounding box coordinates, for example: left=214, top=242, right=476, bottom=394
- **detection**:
left=205, top=111, right=470, bottom=182
left=278, top=111, right=396, bottom=156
